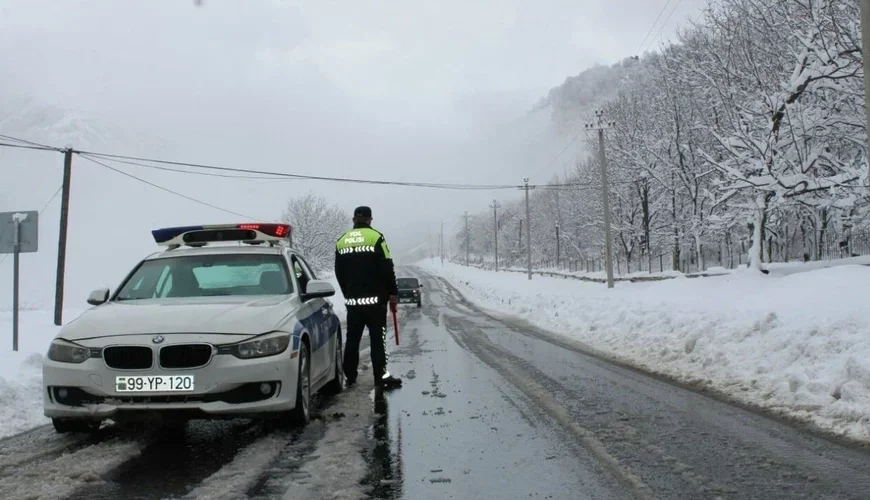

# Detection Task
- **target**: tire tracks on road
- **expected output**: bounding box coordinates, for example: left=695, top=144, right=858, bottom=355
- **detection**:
left=0, top=432, right=144, bottom=500
left=438, top=312, right=657, bottom=500
left=411, top=267, right=656, bottom=498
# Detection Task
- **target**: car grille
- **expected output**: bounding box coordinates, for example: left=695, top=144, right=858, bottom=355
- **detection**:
left=159, top=344, right=213, bottom=369
left=104, top=346, right=153, bottom=370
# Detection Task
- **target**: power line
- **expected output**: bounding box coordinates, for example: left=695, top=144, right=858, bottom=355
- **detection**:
left=3, top=135, right=614, bottom=191
left=647, top=0, right=684, bottom=53
left=77, top=153, right=285, bottom=181
left=76, top=150, right=521, bottom=191
left=636, top=0, right=674, bottom=55
left=0, top=141, right=58, bottom=152
left=539, top=128, right=584, bottom=176
left=77, top=154, right=274, bottom=222
left=0, top=134, right=63, bottom=152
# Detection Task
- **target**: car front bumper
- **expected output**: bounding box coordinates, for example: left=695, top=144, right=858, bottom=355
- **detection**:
left=397, top=291, right=420, bottom=303
left=43, top=337, right=300, bottom=421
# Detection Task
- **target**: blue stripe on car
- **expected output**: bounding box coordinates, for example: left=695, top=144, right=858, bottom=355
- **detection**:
left=289, top=304, right=337, bottom=354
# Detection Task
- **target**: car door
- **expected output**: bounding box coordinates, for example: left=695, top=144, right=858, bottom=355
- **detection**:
left=289, top=254, right=329, bottom=382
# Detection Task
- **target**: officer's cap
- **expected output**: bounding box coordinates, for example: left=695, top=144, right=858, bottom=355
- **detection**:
left=353, top=206, right=372, bottom=218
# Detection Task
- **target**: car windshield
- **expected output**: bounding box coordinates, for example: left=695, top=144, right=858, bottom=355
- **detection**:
left=115, top=253, right=293, bottom=300
left=397, top=278, right=419, bottom=288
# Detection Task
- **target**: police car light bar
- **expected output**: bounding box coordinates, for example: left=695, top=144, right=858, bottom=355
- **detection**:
left=152, top=223, right=292, bottom=247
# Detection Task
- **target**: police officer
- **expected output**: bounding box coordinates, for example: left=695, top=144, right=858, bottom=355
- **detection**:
left=335, top=206, right=402, bottom=389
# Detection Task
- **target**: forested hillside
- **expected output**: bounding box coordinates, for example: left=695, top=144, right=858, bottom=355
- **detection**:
left=457, top=0, right=866, bottom=274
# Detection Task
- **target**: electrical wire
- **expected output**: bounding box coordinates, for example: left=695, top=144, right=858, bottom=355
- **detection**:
left=4, top=135, right=611, bottom=191
left=76, top=150, right=522, bottom=190
left=77, top=153, right=287, bottom=181
left=0, top=134, right=63, bottom=151
left=538, top=128, right=585, bottom=177
left=647, top=0, right=684, bottom=52
left=0, top=141, right=58, bottom=152
left=77, top=154, right=274, bottom=222
left=636, top=0, right=674, bottom=55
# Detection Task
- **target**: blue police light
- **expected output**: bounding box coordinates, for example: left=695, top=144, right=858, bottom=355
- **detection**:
left=151, top=225, right=205, bottom=244
left=151, top=223, right=292, bottom=245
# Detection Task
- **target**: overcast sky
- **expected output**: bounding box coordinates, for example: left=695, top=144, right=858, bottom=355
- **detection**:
left=0, top=0, right=706, bottom=306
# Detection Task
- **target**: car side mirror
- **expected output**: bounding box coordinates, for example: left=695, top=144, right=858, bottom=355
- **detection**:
left=302, top=280, right=335, bottom=300
left=419, top=284, right=424, bottom=288
left=87, top=288, right=110, bottom=306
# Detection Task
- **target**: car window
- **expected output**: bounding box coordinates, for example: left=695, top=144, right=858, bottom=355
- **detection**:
left=290, top=255, right=314, bottom=293
left=397, top=278, right=419, bottom=288
left=115, top=253, right=294, bottom=300
left=295, top=255, right=318, bottom=280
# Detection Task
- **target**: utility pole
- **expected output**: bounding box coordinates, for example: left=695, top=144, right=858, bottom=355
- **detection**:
left=440, top=220, right=444, bottom=265
left=489, top=200, right=501, bottom=271
left=556, top=223, right=561, bottom=268
left=862, top=0, right=870, bottom=175
left=519, top=178, right=535, bottom=280
left=586, top=111, right=615, bottom=289
left=54, top=148, right=73, bottom=325
left=463, top=211, right=471, bottom=266
left=518, top=219, right=523, bottom=251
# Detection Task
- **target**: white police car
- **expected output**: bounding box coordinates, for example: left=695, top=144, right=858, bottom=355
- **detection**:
left=42, top=223, right=344, bottom=433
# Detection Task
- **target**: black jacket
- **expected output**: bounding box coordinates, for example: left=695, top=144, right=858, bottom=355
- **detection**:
left=334, top=223, right=398, bottom=307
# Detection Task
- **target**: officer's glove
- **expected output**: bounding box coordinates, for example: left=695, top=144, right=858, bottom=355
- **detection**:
left=389, top=295, right=398, bottom=313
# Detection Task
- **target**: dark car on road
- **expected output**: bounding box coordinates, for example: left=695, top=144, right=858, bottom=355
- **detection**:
left=396, top=277, right=423, bottom=307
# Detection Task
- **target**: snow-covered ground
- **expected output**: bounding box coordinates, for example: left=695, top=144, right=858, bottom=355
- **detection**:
left=0, top=276, right=346, bottom=440
left=480, top=254, right=870, bottom=282
left=418, top=259, right=870, bottom=443
left=0, top=309, right=78, bottom=438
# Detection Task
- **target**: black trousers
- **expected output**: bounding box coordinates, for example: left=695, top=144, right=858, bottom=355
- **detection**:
left=344, top=304, right=388, bottom=382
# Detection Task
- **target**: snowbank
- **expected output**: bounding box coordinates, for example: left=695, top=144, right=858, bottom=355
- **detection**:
left=418, top=259, right=870, bottom=443
left=0, top=309, right=82, bottom=438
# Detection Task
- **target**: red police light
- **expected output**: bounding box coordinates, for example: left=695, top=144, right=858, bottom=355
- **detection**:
left=237, top=223, right=291, bottom=238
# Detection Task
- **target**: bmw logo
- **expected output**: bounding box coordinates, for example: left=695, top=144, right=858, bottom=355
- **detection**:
left=152, top=335, right=165, bottom=344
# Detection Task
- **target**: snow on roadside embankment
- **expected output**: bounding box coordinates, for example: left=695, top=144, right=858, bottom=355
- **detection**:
left=0, top=277, right=347, bottom=439
left=418, top=259, right=870, bottom=443
left=0, top=309, right=80, bottom=438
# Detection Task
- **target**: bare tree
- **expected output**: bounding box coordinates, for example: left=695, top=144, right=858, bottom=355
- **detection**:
left=280, top=192, right=348, bottom=274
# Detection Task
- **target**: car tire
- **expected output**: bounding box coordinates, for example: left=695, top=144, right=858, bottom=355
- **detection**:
left=52, top=418, right=100, bottom=434
left=287, top=341, right=311, bottom=427
left=321, top=327, right=345, bottom=395
left=416, top=299, right=422, bottom=308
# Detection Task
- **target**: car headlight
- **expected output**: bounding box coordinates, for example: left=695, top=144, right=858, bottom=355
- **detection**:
left=47, top=339, right=91, bottom=364
left=234, top=333, right=290, bottom=359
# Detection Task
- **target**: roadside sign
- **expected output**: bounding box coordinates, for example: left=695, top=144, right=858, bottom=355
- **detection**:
left=0, top=210, right=39, bottom=351
left=0, top=211, right=38, bottom=254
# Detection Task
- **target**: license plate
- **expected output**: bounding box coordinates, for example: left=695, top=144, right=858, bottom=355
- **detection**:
left=115, top=375, right=195, bottom=392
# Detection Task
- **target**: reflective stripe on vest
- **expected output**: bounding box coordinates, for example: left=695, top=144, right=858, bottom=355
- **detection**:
left=345, top=296, right=379, bottom=306
left=338, top=245, right=375, bottom=255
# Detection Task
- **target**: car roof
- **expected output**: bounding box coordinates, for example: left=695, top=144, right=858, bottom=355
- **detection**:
left=143, top=244, right=292, bottom=261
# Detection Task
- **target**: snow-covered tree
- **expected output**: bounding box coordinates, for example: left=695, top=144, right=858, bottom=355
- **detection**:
left=459, top=0, right=867, bottom=276
left=279, top=192, right=348, bottom=274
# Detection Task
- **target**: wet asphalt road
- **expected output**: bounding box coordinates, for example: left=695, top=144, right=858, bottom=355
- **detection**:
left=4, top=267, right=870, bottom=499
left=367, top=267, right=870, bottom=500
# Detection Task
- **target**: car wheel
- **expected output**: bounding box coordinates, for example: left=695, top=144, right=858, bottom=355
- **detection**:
left=287, top=341, right=311, bottom=426
left=52, top=418, right=100, bottom=434
left=322, top=327, right=345, bottom=395
left=417, top=299, right=422, bottom=308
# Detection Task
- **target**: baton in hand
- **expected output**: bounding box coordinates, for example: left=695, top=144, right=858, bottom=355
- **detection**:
left=392, top=308, right=400, bottom=345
